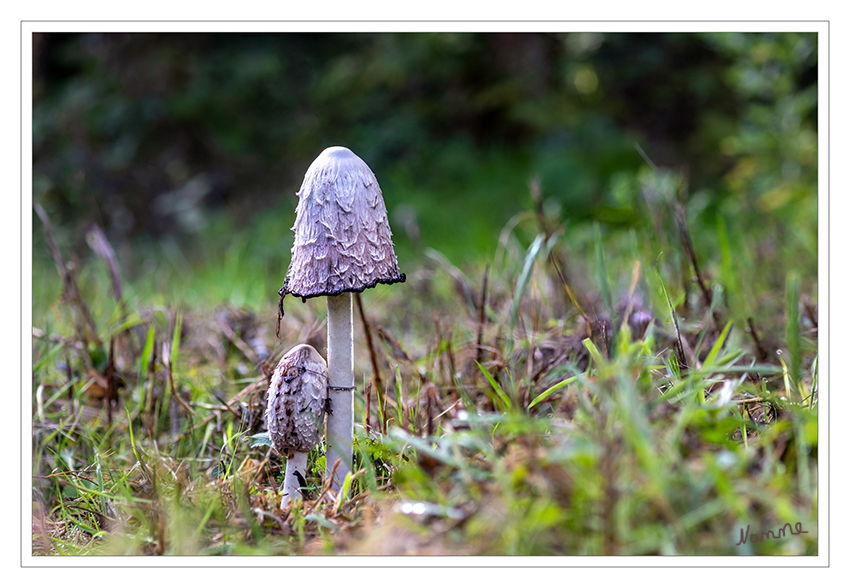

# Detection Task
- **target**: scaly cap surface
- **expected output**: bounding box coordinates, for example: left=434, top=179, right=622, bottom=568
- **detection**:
left=265, top=344, right=328, bottom=453
left=281, top=146, right=405, bottom=300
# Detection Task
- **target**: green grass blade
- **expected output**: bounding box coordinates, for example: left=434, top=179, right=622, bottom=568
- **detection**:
left=654, top=263, right=687, bottom=373
left=509, top=233, right=546, bottom=331
left=33, top=341, right=64, bottom=373
left=528, top=375, right=578, bottom=409
left=475, top=361, right=511, bottom=410
left=126, top=407, right=150, bottom=478
left=105, top=310, right=146, bottom=340
left=95, top=452, right=106, bottom=515
left=594, top=223, right=613, bottom=318
left=785, top=273, right=801, bottom=396
left=717, top=214, right=739, bottom=312
left=582, top=338, right=606, bottom=369
left=808, top=354, right=818, bottom=408
left=703, top=321, right=733, bottom=368
left=140, top=325, right=155, bottom=375
left=194, top=500, right=219, bottom=544
left=394, top=366, right=405, bottom=427
left=388, top=428, right=460, bottom=469
left=171, top=313, right=183, bottom=368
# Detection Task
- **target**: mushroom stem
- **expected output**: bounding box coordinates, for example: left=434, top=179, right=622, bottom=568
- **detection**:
left=281, top=450, right=309, bottom=507
left=326, top=292, right=354, bottom=492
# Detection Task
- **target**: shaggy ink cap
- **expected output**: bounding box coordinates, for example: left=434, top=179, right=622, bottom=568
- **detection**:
left=265, top=344, right=327, bottom=454
left=278, top=146, right=405, bottom=493
left=281, top=146, right=405, bottom=302
left=265, top=344, right=328, bottom=505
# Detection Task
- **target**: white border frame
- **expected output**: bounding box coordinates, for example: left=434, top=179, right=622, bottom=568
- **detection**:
left=20, top=20, right=829, bottom=570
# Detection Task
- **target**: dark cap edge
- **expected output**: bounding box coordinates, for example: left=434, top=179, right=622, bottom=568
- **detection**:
left=282, top=273, right=406, bottom=302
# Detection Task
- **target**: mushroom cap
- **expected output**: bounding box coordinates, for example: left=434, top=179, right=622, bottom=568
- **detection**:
left=282, top=146, right=405, bottom=300
left=265, top=344, right=328, bottom=453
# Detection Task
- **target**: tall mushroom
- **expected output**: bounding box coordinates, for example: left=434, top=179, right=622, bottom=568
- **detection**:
left=280, top=146, right=405, bottom=491
left=265, top=344, right=328, bottom=506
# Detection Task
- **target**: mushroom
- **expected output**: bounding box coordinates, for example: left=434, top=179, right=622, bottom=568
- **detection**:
left=280, top=146, right=405, bottom=491
left=265, top=344, right=328, bottom=506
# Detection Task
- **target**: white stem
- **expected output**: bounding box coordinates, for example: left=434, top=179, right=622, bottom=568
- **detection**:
left=281, top=450, right=309, bottom=507
left=326, top=293, right=354, bottom=492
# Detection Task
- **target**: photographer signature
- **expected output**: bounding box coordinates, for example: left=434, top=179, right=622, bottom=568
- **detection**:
left=736, top=522, right=809, bottom=545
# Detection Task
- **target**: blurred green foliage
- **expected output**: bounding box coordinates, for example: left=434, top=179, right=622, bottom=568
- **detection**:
left=31, top=32, right=818, bottom=353
left=33, top=32, right=816, bottom=265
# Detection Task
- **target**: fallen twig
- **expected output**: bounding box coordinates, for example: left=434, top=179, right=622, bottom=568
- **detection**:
left=163, top=341, right=194, bottom=416
left=86, top=224, right=140, bottom=354
left=547, top=252, right=592, bottom=339
left=475, top=266, right=489, bottom=367
left=672, top=184, right=721, bottom=331
left=85, top=225, right=125, bottom=305
left=364, top=379, right=372, bottom=433
left=355, top=292, right=384, bottom=410
left=746, top=317, right=769, bottom=362
left=210, top=390, right=241, bottom=419
left=305, top=459, right=341, bottom=515
left=34, top=203, right=102, bottom=351
left=31, top=327, right=86, bottom=350
left=217, top=314, right=260, bottom=368
left=169, top=374, right=268, bottom=443
left=106, top=337, right=115, bottom=427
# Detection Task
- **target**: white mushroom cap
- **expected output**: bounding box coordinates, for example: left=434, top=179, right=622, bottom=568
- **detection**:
left=281, top=146, right=405, bottom=301
left=265, top=344, right=328, bottom=453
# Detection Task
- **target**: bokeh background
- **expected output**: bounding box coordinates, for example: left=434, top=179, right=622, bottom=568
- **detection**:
left=32, top=32, right=817, bottom=310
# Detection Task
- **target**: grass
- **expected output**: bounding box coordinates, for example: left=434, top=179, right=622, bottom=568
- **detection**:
left=30, top=163, right=818, bottom=557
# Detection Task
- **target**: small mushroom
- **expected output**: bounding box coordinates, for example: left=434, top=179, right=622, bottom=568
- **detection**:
left=265, top=344, right=328, bottom=506
left=281, top=146, right=405, bottom=490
